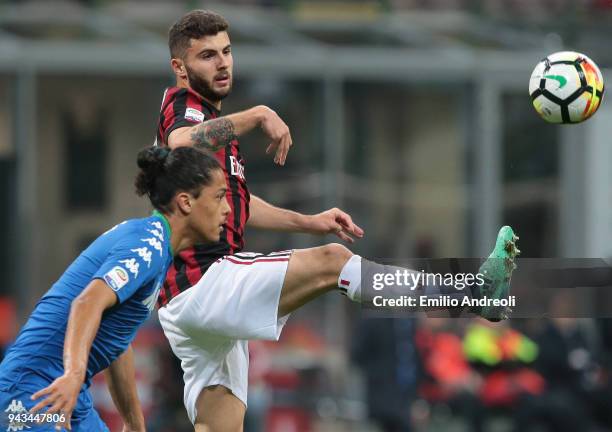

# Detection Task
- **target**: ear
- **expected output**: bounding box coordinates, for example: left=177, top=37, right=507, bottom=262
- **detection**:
left=171, top=58, right=188, bottom=80
left=175, top=192, right=192, bottom=215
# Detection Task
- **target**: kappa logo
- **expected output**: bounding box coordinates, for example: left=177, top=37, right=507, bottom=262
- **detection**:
left=4, top=398, right=29, bottom=431
left=147, top=228, right=164, bottom=242
left=5, top=400, right=27, bottom=414
left=141, top=237, right=163, bottom=256
left=119, top=258, right=140, bottom=278
left=151, top=221, right=163, bottom=232
left=104, top=266, right=130, bottom=291
left=131, top=247, right=152, bottom=267
left=185, top=107, right=205, bottom=123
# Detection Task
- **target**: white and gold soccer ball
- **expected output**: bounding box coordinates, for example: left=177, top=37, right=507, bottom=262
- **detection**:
left=529, top=51, right=604, bottom=124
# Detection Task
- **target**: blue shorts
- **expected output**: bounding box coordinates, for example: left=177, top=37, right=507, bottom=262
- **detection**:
left=0, top=387, right=109, bottom=432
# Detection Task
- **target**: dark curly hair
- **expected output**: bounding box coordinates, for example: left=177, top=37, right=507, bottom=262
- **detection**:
left=135, top=146, right=221, bottom=213
left=169, top=10, right=229, bottom=59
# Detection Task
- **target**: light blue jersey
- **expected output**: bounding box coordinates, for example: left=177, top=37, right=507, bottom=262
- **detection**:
left=0, top=211, right=172, bottom=430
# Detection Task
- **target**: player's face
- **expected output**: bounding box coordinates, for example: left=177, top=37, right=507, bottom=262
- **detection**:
left=190, top=169, right=230, bottom=243
left=183, top=32, right=233, bottom=103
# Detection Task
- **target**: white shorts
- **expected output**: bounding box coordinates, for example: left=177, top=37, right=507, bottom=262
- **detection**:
left=157, top=251, right=292, bottom=424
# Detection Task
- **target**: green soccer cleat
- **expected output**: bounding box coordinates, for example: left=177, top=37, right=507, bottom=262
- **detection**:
left=473, top=226, right=520, bottom=321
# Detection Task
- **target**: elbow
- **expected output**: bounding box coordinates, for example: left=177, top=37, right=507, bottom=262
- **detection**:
left=70, top=293, right=93, bottom=312
left=167, top=129, right=194, bottom=149
left=71, top=291, right=109, bottom=315
left=72, top=279, right=118, bottom=313
left=71, top=294, right=87, bottom=308
left=69, top=296, right=105, bottom=324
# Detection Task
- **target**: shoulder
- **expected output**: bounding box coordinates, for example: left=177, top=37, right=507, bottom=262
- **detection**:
left=130, top=217, right=170, bottom=258
left=162, top=87, right=201, bottom=108
left=163, top=87, right=215, bottom=117
left=161, top=86, right=185, bottom=105
left=105, top=218, right=169, bottom=274
left=161, top=88, right=211, bottom=132
left=100, top=218, right=140, bottom=239
left=103, top=218, right=165, bottom=247
left=124, top=217, right=166, bottom=242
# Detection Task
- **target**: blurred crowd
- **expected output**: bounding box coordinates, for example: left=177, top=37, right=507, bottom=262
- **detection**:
left=83, top=314, right=612, bottom=432
left=3, top=296, right=612, bottom=431
left=353, top=316, right=612, bottom=432
left=1, top=0, right=612, bottom=431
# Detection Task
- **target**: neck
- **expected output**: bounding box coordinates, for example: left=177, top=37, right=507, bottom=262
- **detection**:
left=176, top=79, right=222, bottom=111
left=159, top=210, right=194, bottom=255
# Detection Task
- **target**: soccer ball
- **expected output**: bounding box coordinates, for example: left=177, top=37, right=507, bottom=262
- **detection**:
left=529, top=51, right=604, bottom=124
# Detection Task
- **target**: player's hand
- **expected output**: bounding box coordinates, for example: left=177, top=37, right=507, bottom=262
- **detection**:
left=30, top=372, right=82, bottom=430
left=260, top=106, right=293, bottom=166
left=307, top=208, right=364, bottom=243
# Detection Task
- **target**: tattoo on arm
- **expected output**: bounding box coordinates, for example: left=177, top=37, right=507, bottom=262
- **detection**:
left=190, top=118, right=236, bottom=152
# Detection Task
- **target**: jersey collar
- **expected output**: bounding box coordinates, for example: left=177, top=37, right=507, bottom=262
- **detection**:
left=152, top=210, right=174, bottom=256
left=183, top=87, right=221, bottom=116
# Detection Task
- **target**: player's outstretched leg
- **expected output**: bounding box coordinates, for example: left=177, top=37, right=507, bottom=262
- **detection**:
left=471, top=225, right=520, bottom=321
left=278, top=244, right=353, bottom=316
left=278, top=226, right=519, bottom=322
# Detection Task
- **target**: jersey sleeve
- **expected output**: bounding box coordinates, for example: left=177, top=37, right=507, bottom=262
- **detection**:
left=161, top=89, right=206, bottom=145
left=92, top=227, right=168, bottom=304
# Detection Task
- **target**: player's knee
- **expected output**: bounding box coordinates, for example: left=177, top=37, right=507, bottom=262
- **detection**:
left=322, top=242, right=352, bottom=259
left=319, top=243, right=353, bottom=272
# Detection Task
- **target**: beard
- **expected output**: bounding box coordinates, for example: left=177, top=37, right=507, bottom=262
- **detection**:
left=185, top=64, right=232, bottom=104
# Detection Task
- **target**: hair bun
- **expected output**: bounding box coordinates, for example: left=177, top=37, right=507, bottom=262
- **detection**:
left=137, top=146, right=170, bottom=173
left=135, top=146, right=171, bottom=197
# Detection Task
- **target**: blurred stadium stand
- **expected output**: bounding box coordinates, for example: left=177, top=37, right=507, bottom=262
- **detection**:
left=2, top=1, right=612, bottom=431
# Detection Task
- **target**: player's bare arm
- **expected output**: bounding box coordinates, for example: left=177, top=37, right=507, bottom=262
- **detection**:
left=104, top=345, right=146, bottom=432
left=248, top=194, right=364, bottom=243
left=168, top=105, right=293, bottom=165
left=188, top=116, right=236, bottom=152
left=30, top=280, right=118, bottom=429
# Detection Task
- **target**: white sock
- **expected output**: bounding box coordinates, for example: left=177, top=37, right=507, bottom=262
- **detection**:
left=339, top=256, right=474, bottom=310
left=338, top=255, right=362, bottom=302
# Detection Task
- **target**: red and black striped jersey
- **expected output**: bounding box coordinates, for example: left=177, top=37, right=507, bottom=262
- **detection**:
left=155, top=86, right=250, bottom=307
